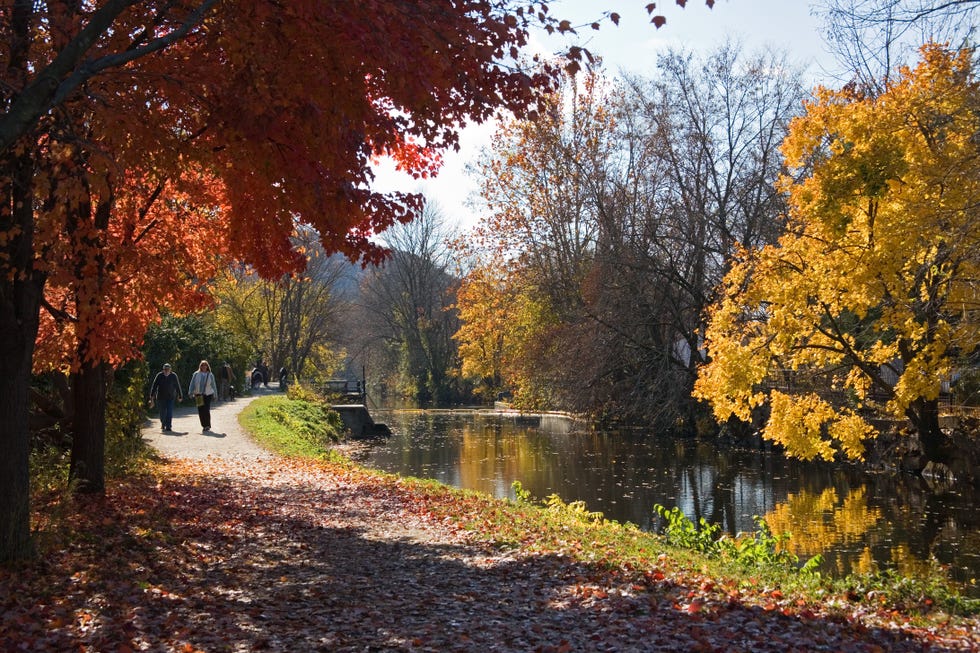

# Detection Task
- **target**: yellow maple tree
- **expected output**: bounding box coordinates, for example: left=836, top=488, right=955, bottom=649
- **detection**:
left=695, top=45, right=980, bottom=462
left=454, top=258, right=557, bottom=408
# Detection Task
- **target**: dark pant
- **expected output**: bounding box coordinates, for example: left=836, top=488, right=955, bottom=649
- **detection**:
left=196, top=394, right=213, bottom=429
left=159, top=398, right=175, bottom=429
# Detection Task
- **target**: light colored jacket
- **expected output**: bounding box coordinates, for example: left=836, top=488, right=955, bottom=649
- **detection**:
left=188, top=371, right=217, bottom=397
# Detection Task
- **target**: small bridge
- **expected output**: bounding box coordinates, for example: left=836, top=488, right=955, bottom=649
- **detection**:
left=319, top=378, right=390, bottom=438
left=321, top=378, right=366, bottom=404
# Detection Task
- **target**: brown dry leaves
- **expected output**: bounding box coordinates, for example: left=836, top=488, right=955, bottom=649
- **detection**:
left=2, top=456, right=978, bottom=652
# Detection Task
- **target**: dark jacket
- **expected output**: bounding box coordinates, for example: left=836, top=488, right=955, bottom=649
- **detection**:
left=150, top=371, right=182, bottom=401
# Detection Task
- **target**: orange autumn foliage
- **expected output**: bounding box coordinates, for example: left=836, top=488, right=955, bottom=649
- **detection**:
left=123, top=1, right=565, bottom=277
left=25, top=1, right=569, bottom=372
left=33, top=166, right=226, bottom=372
left=13, top=1, right=708, bottom=375
left=0, top=0, right=701, bottom=559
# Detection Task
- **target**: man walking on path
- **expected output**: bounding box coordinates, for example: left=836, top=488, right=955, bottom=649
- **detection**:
left=218, top=361, right=236, bottom=401
left=142, top=384, right=274, bottom=462
left=148, top=363, right=183, bottom=431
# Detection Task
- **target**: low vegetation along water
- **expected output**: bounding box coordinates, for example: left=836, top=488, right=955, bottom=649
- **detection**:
left=352, top=409, right=980, bottom=597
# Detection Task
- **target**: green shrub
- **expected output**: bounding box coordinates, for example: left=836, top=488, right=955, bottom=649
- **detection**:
left=31, top=362, right=154, bottom=497
left=105, top=361, right=155, bottom=477
left=285, top=382, right=325, bottom=404
left=654, top=504, right=723, bottom=555
left=543, top=493, right=606, bottom=524
left=654, top=503, right=822, bottom=574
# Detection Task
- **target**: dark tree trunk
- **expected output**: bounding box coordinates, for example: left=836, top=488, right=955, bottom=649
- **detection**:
left=63, top=175, right=112, bottom=495
left=69, top=362, right=108, bottom=493
left=0, top=149, right=42, bottom=562
left=0, top=279, right=40, bottom=562
left=908, top=397, right=948, bottom=466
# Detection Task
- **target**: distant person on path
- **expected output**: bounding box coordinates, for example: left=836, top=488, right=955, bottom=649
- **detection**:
left=218, top=361, right=236, bottom=401
left=149, top=363, right=183, bottom=432
left=279, top=366, right=289, bottom=391
left=188, top=360, right=218, bottom=432
left=257, top=360, right=270, bottom=388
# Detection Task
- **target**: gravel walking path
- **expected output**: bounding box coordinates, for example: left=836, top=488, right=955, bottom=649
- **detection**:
left=141, top=385, right=278, bottom=462
left=127, top=386, right=980, bottom=652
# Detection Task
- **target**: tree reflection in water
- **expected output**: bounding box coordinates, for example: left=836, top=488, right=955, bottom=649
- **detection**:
left=357, top=410, right=980, bottom=596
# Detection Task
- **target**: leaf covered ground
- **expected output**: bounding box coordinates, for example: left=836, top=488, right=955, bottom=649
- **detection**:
left=3, top=454, right=978, bottom=652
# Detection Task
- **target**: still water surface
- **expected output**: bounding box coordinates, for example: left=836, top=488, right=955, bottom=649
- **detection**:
left=356, top=409, right=980, bottom=595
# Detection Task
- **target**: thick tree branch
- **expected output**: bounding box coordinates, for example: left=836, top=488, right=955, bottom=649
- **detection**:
left=0, top=0, right=219, bottom=153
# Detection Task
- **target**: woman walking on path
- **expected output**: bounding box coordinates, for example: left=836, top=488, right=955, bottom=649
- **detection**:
left=188, top=360, right=218, bottom=432
left=149, top=363, right=183, bottom=431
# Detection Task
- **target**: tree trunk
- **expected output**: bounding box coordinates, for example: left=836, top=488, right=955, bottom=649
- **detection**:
left=69, top=362, right=107, bottom=494
left=0, top=155, right=42, bottom=562
left=0, top=287, right=39, bottom=562
left=908, top=397, right=948, bottom=466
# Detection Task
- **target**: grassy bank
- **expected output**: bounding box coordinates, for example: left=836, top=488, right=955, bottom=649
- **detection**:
left=23, top=390, right=979, bottom=637
left=229, top=393, right=979, bottom=622
left=238, top=390, right=346, bottom=461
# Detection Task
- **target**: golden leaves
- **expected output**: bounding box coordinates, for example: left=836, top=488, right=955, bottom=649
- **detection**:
left=766, top=392, right=846, bottom=461
left=697, top=45, right=980, bottom=462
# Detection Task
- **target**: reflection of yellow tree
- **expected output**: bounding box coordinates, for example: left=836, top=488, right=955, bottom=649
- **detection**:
left=456, top=422, right=543, bottom=498
left=764, top=488, right=882, bottom=573
left=888, top=544, right=938, bottom=580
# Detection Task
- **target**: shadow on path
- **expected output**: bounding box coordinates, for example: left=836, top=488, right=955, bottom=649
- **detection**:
left=17, top=462, right=962, bottom=653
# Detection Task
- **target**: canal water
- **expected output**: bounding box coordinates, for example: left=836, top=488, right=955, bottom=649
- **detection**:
left=352, top=409, right=980, bottom=596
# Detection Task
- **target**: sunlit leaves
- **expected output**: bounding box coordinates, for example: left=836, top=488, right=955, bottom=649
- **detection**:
left=8, top=451, right=976, bottom=650
left=454, top=70, right=616, bottom=407
left=33, top=149, right=227, bottom=373
left=213, top=228, right=347, bottom=380
left=454, top=260, right=555, bottom=405
left=695, top=45, right=980, bottom=461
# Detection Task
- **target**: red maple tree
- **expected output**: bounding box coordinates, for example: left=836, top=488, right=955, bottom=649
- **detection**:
left=0, top=0, right=695, bottom=560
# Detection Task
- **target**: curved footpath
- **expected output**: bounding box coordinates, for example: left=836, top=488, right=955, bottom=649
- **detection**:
left=130, top=388, right=980, bottom=653
left=141, top=386, right=276, bottom=462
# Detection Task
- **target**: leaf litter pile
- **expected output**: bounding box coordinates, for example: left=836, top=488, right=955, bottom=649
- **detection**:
left=3, top=456, right=978, bottom=652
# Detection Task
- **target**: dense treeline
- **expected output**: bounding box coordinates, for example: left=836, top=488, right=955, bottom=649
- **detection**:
left=456, top=44, right=805, bottom=431
left=456, top=36, right=979, bottom=472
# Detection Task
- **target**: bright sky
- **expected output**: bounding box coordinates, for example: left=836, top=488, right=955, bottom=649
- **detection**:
left=373, top=0, right=837, bottom=232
